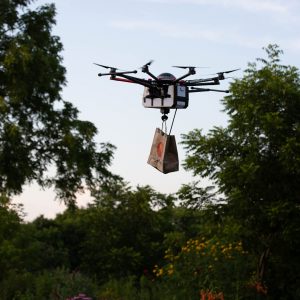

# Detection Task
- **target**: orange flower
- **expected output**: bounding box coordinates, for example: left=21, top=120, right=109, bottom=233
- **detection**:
left=208, top=292, right=214, bottom=300
left=200, top=290, right=224, bottom=300
left=200, top=290, right=206, bottom=300
left=255, top=281, right=268, bottom=295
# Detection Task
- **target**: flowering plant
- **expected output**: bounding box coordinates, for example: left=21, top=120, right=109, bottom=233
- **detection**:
left=153, top=237, right=252, bottom=299
left=66, top=293, right=92, bottom=300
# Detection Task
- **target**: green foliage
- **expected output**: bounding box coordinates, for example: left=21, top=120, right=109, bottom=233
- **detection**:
left=97, top=276, right=139, bottom=300
left=1, top=268, right=98, bottom=300
left=76, top=184, right=176, bottom=282
left=177, top=181, right=220, bottom=210
left=182, top=44, right=300, bottom=298
left=0, top=0, right=117, bottom=204
left=0, top=183, right=179, bottom=299
left=153, top=237, right=253, bottom=299
left=0, top=200, right=24, bottom=285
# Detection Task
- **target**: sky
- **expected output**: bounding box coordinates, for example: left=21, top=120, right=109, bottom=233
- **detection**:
left=14, top=0, right=300, bottom=220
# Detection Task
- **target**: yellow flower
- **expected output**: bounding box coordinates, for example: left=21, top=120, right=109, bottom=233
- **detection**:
left=167, top=268, right=174, bottom=275
left=157, top=268, right=164, bottom=276
left=181, top=246, right=187, bottom=252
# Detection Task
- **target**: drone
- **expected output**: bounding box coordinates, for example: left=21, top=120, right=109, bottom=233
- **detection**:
left=95, top=60, right=239, bottom=121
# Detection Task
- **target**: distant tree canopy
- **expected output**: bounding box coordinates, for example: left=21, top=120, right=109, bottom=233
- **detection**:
left=0, top=0, right=116, bottom=204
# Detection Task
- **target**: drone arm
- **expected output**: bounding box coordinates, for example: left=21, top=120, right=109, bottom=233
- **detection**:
left=189, top=81, right=221, bottom=86
left=110, top=77, right=136, bottom=83
left=185, top=77, right=220, bottom=86
left=174, top=67, right=196, bottom=83
left=189, top=87, right=229, bottom=93
left=185, top=69, right=239, bottom=86
left=111, top=73, right=153, bottom=88
left=144, top=70, right=159, bottom=81
left=98, top=70, right=137, bottom=77
left=141, top=65, right=159, bottom=81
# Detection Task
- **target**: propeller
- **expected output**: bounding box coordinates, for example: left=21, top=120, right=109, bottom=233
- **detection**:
left=172, top=65, right=208, bottom=69
left=217, top=68, right=240, bottom=80
left=207, top=68, right=240, bottom=75
left=93, top=63, right=120, bottom=70
left=143, top=59, right=154, bottom=67
left=140, top=59, right=154, bottom=71
left=94, top=63, right=137, bottom=77
left=217, top=68, right=240, bottom=74
left=205, top=68, right=240, bottom=80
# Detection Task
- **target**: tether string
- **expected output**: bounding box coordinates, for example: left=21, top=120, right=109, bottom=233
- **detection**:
left=169, top=108, right=177, bottom=135
left=162, top=119, right=167, bottom=133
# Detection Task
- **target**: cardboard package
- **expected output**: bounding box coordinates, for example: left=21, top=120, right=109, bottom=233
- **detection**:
left=147, top=128, right=179, bottom=174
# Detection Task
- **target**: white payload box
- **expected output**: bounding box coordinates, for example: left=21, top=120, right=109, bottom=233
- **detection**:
left=143, top=84, right=189, bottom=109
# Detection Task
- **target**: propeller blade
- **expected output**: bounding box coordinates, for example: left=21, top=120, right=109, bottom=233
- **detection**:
left=173, top=66, right=189, bottom=69
left=140, top=59, right=154, bottom=69
left=145, top=59, right=154, bottom=67
left=206, top=68, right=240, bottom=76
left=94, top=63, right=119, bottom=70
left=172, top=65, right=208, bottom=69
left=217, top=68, right=240, bottom=75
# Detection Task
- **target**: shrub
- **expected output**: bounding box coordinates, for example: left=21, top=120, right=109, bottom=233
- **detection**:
left=152, top=237, right=253, bottom=299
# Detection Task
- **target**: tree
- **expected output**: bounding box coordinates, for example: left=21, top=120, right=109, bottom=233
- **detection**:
left=182, top=45, right=300, bottom=298
left=76, top=184, right=176, bottom=282
left=0, top=0, right=116, bottom=204
left=0, top=200, right=23, bottom=283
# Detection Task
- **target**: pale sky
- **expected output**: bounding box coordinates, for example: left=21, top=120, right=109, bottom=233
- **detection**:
left=14, top=0, right=300, bottom=220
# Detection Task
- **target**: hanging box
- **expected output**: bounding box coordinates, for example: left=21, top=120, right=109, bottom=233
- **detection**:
left=147, top=128, right=179, bottom=174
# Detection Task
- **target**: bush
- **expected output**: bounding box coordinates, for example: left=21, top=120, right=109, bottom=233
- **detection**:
left=152, top=237, right=253, bottom=299
left=0, top=268, right=98, bottom=299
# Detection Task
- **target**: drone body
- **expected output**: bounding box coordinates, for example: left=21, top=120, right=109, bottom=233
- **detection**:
left=94, top=61, right=239, bottom=173
left=95, top=60, right=238, bottom=118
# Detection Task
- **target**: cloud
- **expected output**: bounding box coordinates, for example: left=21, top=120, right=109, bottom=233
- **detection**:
left=110, top=19, right=300, bottom=54
left=286, top=39, right=300, bottom=51
left=135, top=0, right=293, bottom=15
left=110, top=20, right=221, bottom=42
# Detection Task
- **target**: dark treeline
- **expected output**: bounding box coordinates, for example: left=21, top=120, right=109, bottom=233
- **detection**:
left=0, top=176, right=299, bottom=299
left=0, top=184, right=220, bottom=299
